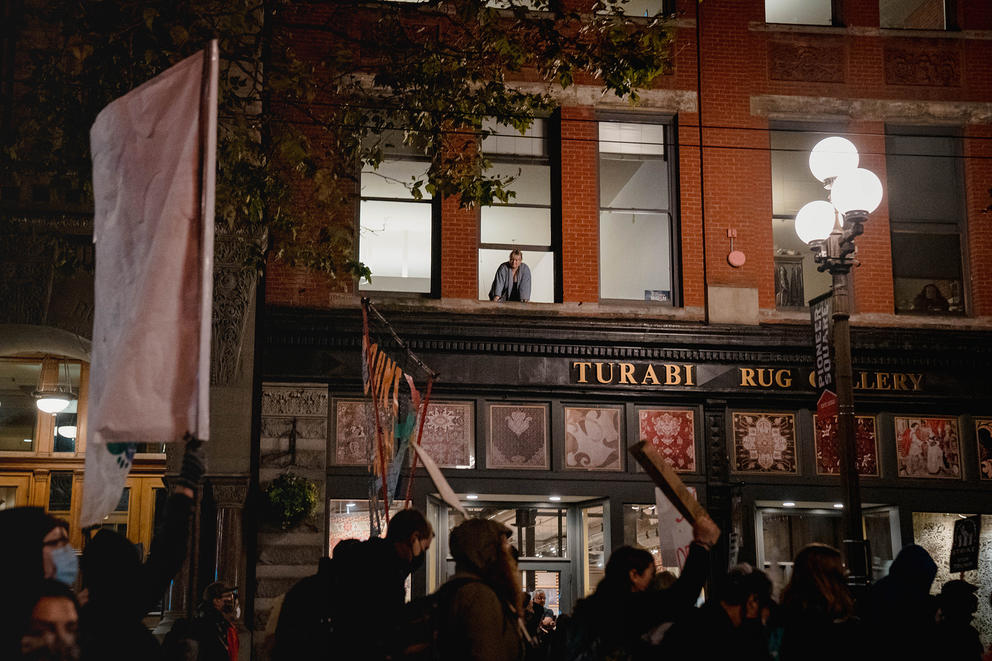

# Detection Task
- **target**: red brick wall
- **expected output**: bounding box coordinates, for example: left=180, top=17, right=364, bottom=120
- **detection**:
left=965, top=124, right=992, bottom=316
left=263, top=0, right=992, bottom=321
left=560, top=106, right=600, bottom=303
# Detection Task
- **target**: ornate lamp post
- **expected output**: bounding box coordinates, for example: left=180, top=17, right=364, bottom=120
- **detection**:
left=794, top=137, right=883, bottom=587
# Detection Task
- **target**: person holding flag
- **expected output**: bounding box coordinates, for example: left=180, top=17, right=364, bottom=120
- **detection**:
left=78, top=438, right=205, bottom=661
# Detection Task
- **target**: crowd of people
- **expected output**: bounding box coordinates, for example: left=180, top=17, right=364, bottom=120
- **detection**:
left=2, top=456, right=990, bottom=661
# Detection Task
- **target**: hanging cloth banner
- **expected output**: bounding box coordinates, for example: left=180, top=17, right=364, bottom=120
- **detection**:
left=82, top=42, right=219, bottom=527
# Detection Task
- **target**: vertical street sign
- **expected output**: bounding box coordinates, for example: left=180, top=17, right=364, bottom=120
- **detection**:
left=810, top=291, right=837, bottom=420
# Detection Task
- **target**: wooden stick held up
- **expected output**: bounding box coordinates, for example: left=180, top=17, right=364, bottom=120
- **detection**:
left=629, top=441, right=708, bottom=525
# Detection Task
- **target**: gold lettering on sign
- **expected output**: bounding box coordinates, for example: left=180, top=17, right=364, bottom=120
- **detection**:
left=642, top=364, right=661, bottom=385
left=893, top=373, right=908, bottom=390
left=740, top=368, right=757, bottom=387
left=684, top=365, right=696, bottom=386
left=574, top=362, right=592, bottom=384
left=757, top=369, right=774, bottom=387
left=595, top=362, right=615, bottom=384
left=665, top=364, right=682, bottom=385
left=619, top=362, right=636, bottom=384
left=775, top=369, right=793, bottom=388
left=907, top=373, right=923, bottom=391
left=875, top=372, right=891, bottom=390
left=808, top=371, right=817, bottom=388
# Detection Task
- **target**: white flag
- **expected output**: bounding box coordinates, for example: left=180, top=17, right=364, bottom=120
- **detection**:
left=82, top=42, right=218, bottom=527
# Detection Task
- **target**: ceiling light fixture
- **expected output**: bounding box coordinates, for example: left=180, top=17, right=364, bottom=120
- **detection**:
left=466, top=494, right=479, bottom=500
left=782, top=502, right=796, bottom=508
left=549, top=495, right=562, bottom=502
left=34, top=358, right=76, bottom=414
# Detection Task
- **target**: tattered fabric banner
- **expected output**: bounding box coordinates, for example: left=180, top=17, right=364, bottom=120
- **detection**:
left=82, top=42, right=218, bottom=527
left=361, top=299, right=443, bottom=526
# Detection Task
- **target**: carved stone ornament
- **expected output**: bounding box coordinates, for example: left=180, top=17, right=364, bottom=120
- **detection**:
left=769, top=39, right=845, bottom=83
left=211, top=231, right=264, bottom=386
left=209, top=478, right=249, bottom=508
left=261, top=385, right=329, bottom=418
left=884, top=45, right=960, bottom=87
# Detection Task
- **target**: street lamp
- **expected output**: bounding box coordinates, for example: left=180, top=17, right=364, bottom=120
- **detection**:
left=794, top=137, right=883, bottom=587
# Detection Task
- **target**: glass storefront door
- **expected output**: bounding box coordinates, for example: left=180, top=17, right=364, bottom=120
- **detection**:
left=432, top=497, right=610, bottom=614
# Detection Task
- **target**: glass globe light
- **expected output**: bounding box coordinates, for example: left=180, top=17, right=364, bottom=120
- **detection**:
left=794, top=200, right=836, bottom=244
left=809, top=137, right=859, bottom=182
left=35, top=394, right=73, bottom=414
left=831, top=168, right=883, bottom=215
left=57, top=425, right=78, bottom=439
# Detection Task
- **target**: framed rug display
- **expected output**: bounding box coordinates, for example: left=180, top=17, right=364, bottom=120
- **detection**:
left=637, top=408, right=696, bottom=472
left=564, top=406, right=623, bottom=471
left=487, top=404, right=549, bottom=470
left=977, top=418, right=992, bottom=480
left=813, top=414, right=880, bottom=477
left=420, top=401, right=475, bottom=469
left=731, top=412, right=798, bottom=474
left=894, top=416, right=961, bottom=479
left=332, top=399, right=374, bottom=466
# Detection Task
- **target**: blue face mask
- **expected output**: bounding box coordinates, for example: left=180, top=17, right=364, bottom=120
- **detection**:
left=50, top=544, right=79, bottom=586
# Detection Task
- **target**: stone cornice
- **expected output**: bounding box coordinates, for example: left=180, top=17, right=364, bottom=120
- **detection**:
left=264, top=306, right=992, bottom=370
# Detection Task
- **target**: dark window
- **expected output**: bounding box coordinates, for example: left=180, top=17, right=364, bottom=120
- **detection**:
left=770, top=122, right=842, bottom=309
left=0, top=359, right=40, bottom=452
left=53, top=412, right=76, bottom=452
left=598, top=117, right=679, bottom=304
left=880, top=0, right=948, bottom=29
left=479, top=118, right=554, bottom=303
left=48, top=471, right=73, bottom=512
left=886, top=126, right=966, bottom=314
left=115, top=487, right=131, bottom=512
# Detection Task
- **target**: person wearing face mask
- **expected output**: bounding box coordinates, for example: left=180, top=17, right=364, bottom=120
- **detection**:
left=178, top=583, right=240, bottom=661
left=0, top=509, right=77, bottom=660
left=272, top=506, right=434, bottom=661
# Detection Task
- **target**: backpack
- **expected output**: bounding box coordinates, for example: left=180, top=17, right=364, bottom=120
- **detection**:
left=388, top=576, right=480, bottom=661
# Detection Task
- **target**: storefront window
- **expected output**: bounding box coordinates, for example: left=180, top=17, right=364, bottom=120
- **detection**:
left=913, top=513, right=992, bottom=648
left=582, top=505, right=605, bottom=595
left=0, top=359, right=42, bottom=451
left=448, top=506, right=567, bottom=559
left=758, top=505, right=899, bottom=597
left=328, top=499, right=405, bottom=555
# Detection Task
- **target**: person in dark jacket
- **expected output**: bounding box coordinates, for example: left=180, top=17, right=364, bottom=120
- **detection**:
left=78, top=438, right=204, bottom=661
left=488, top=249, right=531, bottom=302
left=440, top=517, right=526, bottom=661
left=0, top=509, right=74, bottom=660
left=564, top=514, right=720, bottom=661
left=661, top=563, right=773, bottom=661
left=769, top=543, right=863, bottom=661
left=934, top=579, right=983, bottom=661
left=184, top=583, right=240, bottom=661
left=272, top=506, right=433, bottom=661
left=18, top=579, right=81, bottom=661
left=859, top=543, right=938, bottom=661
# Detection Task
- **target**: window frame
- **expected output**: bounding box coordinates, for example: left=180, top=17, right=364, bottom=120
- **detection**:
left=764, top=0, right=841, bottom=27
left=769, top=120, right=847, bottom=311
left=596, top=112, right=682, bottom=307
left=885, top=124, right=969, bottom=316
left=879, top=0, right=956, bottom=31
left=478, top=115, right=560, bottom=303
left=355, top=151, right=441, bottom=298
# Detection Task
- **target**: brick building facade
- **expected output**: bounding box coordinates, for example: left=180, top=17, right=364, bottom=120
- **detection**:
left=251, top=2, right=992, bottom=652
